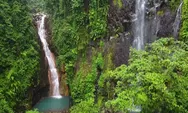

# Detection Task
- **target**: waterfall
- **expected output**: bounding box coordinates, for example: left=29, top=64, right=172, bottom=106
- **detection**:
left=37, top=14, right=61, bottom=98
left=133, top=0, right=147, bottom=50
left=173, top=1, right=183, bottom=39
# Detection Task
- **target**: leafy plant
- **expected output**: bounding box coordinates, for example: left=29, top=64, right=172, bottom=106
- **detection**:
left=26, top=109, right=39, bottom=113
left=0, top=0, right=40, bottom=112
left=45, top=0, right=109, bottom=95
left=100, top=38, right=188, bottom=113
left=180, top=0, right=188, bottom=44
left=71, top=98, right=99, bottom=113
left=169, top=0, right=181, bottom=11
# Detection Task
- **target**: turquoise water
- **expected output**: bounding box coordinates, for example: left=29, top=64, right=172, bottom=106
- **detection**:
left=33, top=96, right=70, bottom=112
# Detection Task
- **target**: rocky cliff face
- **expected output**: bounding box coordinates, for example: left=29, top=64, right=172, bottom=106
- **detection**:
left=32, top=14, right=70, bottom=106
left=109, top=0, right=179, bottom=38
left=106, top=0, right=180, bottom=66
left=31, top=0, right=181, bottom=107
left=32, top=16, right=50, bottom=106
left=75, top=0, right=180, bottom=70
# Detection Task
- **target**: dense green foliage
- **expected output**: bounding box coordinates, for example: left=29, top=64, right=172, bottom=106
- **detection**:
left=45, top=0, right=108, bottom=78
left=44, top=1, right=109, bottom=108
left=70, top=52, right=104, bottom=112
left=0, top=0, right=188, bottom=112
left=180, top=0, right=188, bottom=44
left=100, top=38, right=188, bottom=113
left=27, top=0, right=45, bottom=11
left=71, top=98, right=99, bottom=113
left=169, top=0, right=181, bottom=10
left=43, top=1, right=109, bottom=112
left=0, top=0, right=39, bottom=112
left=43, top=0, right=188, bottom=113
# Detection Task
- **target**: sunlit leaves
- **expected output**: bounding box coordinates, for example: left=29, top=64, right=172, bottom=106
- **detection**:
left=180, top=0, right=188, bottom=44
left=71, top=0, right=83, bottom=9
left=26, top=109, right=40, bottom=113
left=100, top=38, right=188, bottom=112
left=88, top=4, right=108, bottom=40
left=0, top=0, right=39, bottom=112
left=71, top=98, right=99, bottom=113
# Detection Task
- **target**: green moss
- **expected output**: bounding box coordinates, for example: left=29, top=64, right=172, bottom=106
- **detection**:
left=104, top=52, right=114, bottom=71
left=79, top=61, right=92, bottom=77
left=157, top=10, right=164, bottom=16
left=169, top=0, right=181, bottom=11
left=70, top=47, right=105, bottom=104
left=180, top=0, right=188, bottom=44
left=116, top=26, right=124, bottom=34
left=99, top=40, right=105, bottom=48
left=50, top=0, right=109, bottom=83
left=113, top=0, right=123, bottom=8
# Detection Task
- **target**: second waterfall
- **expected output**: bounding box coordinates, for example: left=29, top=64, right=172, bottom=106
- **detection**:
left=133, top=0, right=146, bottom=50
left=37, top=14, right=62, bottom=98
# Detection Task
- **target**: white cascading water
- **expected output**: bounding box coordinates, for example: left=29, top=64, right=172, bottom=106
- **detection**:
left=133, top=0, right=146, bottom=50
left=37, top=14, right=61, bottom=98
left=173, top=1, right=183, bottom=39
left=131, top=1, right=146, bottom=111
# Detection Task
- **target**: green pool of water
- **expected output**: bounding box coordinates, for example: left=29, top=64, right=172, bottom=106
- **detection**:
left=33, top=96, right=70, bottom=112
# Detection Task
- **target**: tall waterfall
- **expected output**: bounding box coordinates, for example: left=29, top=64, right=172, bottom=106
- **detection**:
left=133, top=0, right=146, bottom=50
left=173, top=1, right=183, bottom=39
left=37, top=14, right=61, bottom=98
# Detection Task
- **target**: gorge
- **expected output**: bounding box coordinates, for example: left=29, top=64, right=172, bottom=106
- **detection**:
left=36, top=14, right=61, bottom=98
left=32, top=0, right=187, bottom=112
left=33, top=13, right=70, bottom=112
left=0, top=0, right=188, bottom=113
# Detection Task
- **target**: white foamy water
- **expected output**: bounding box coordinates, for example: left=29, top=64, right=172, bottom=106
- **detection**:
left=173, top=1, right=183, bottom=39
left=37, top=14, right=61, bottom=98
left=133, top=0, right=146, bottom=50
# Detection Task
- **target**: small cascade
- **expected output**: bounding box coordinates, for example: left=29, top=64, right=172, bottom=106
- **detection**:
left=173, top=1, right=183, bottom=39
left=36, top=14, right=61, bottom=98
left=133, top=0, right=147, bottom=50
left=153, top=1, right=161, bottom=36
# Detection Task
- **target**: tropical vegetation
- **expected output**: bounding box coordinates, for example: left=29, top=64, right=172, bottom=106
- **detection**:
left=0, top=0, right=188, bottom=113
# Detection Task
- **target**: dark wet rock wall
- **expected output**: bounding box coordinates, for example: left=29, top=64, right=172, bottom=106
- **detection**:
left=106, top=0, right=179, bottom=66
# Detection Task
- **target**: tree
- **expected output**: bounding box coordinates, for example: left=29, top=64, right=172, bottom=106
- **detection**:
left=100, top=38, right=188, bottom=113
left=0, top=0, right=40, bottom=112
left=180, top=0, right=188, bottom=44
